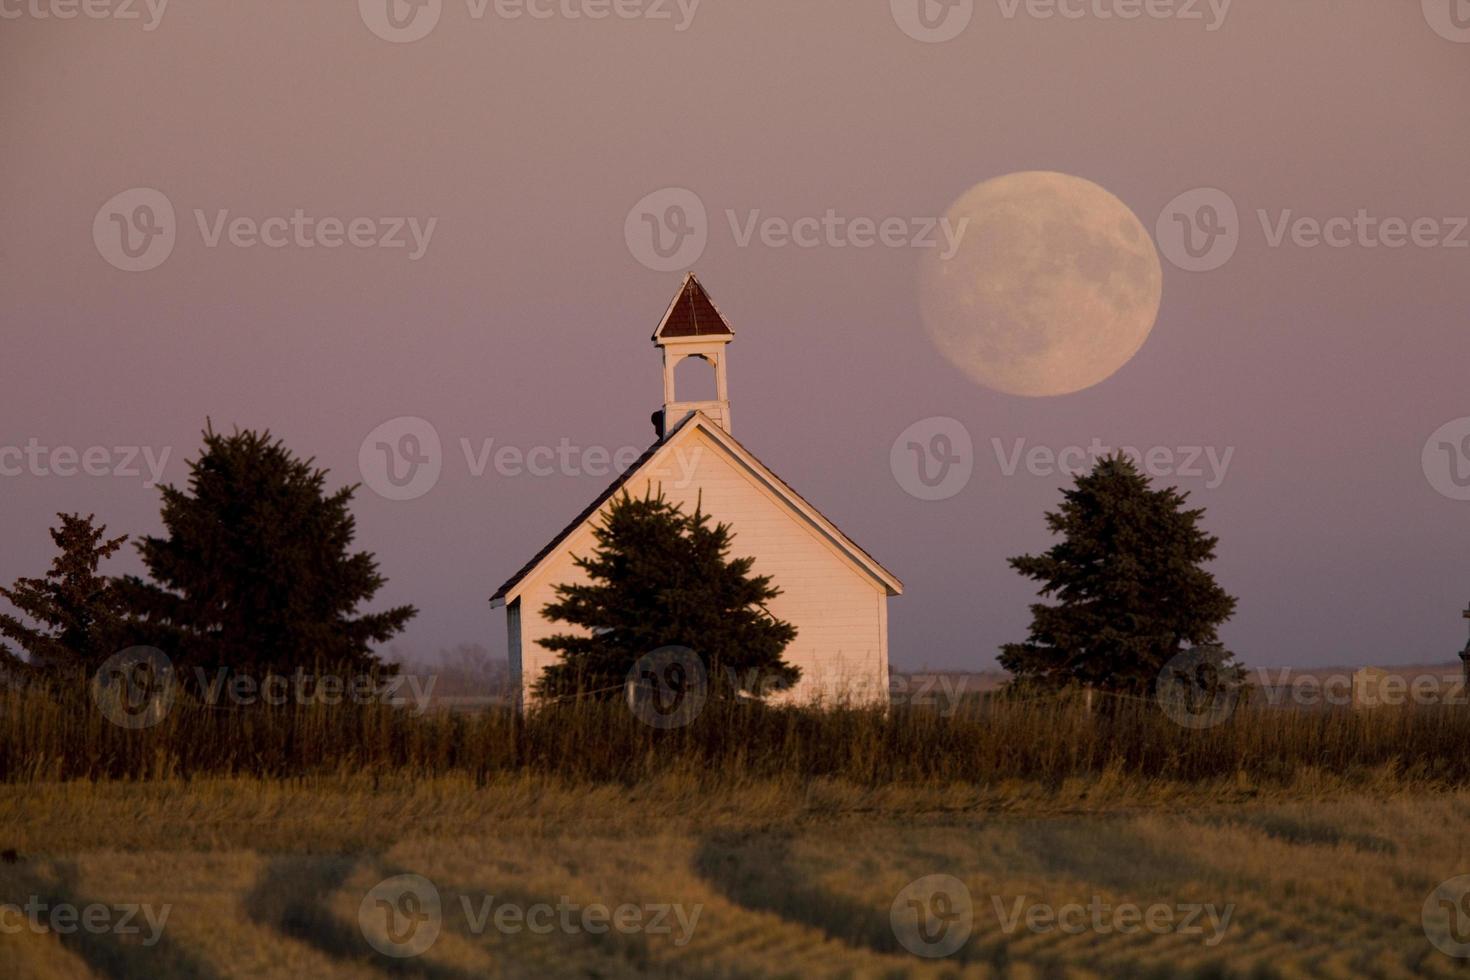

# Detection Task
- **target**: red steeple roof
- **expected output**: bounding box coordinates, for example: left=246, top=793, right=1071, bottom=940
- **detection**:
left=652, top=272, right=735, bottom=341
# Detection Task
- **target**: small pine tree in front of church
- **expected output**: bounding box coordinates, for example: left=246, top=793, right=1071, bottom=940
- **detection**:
left=533, top=491, right=799, bottom=702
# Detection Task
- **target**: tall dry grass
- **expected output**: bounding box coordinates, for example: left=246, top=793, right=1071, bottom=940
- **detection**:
left=4, top=677, right=1470, bottom=787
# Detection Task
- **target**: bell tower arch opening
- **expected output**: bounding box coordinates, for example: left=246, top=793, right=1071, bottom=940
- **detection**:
left=652, top=272, right=734, bottom=436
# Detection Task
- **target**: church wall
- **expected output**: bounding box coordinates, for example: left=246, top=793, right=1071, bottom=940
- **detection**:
left=509, top=425, right=890, bottom=709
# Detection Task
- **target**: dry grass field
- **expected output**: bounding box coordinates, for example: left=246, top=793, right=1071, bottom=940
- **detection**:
left=10, top=678, right=1470, bottom=786
left=6, top=681, right=1470, bottom=977
left=2, top=777, right=1470, bottom=978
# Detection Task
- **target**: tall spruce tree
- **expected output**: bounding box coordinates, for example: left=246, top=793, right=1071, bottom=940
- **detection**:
left=0, top=514, right=132, bottom=675
left=1000, top=454, right=1240, bottom=695
left=532, top=491, right=799, bottom=701
left=120, top=425, right=415, bottom=678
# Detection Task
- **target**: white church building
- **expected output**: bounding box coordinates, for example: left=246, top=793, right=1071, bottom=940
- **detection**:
left=491, top=274, right=903, bottom=709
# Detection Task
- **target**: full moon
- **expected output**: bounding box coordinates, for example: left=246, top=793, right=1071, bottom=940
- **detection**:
left=918, top=171, right=1163, bottom=398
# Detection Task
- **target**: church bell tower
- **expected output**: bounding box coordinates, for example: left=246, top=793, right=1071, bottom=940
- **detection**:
left=652, top=272, right=734, bottom=438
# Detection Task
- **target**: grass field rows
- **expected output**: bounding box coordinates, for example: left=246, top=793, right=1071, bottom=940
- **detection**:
left=4, top=782, right=1470, bottom=978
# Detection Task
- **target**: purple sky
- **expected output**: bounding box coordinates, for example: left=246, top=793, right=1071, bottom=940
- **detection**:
left=3, top=0, right=1468, bottom=670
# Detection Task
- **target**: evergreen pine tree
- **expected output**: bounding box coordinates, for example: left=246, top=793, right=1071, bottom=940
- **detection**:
left=533, top=491, right=799, bottom=701
left=0, top=513, right=132, bottom=674
left=1000, top=454, right=1240, bottom=695
left=120, top=424, right=415, bottom=678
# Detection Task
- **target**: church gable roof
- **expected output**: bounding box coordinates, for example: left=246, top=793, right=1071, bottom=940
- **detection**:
left=490, top=413, right=902, bottom=605
left=488, top=414, right=692, bottom=606
left=653, top=273, right=735, bottom=341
